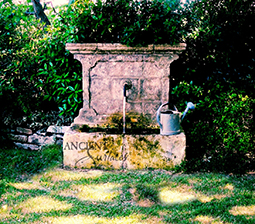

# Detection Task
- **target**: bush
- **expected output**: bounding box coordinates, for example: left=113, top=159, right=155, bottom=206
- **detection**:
left=0, top=1, right=82, bottom=122
left=173, top=82, right=254, bottom=173
left=71, top=0, right=188, bottom=46
left=169, top=0, right=255, bottom=173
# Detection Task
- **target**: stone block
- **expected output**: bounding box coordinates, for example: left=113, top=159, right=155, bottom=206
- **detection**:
left=91, top=77, right=112, bottom=100
left=126, top=102, right=143, bottom=114
left=9, top=134, right=27, bottom=143
left=36, top=129, right=46, bottom=136
left=14, top=142, right=40, bottom=151
left=91, top=99, right=123, bottom=115
left=56, top=139, right=63, bottom=145
left=56, top=134, right=64, bottom=139
left=140, top=78, right=161, bottom=100
left=28, top=134, right=55, bottom=145
left=108, top=62, right=143, bottom=77
left=63, top=128, right=185, bottom=170
left=47, top=126, right=69, bottom=134
left=161, top=77, right=170, bottom=102
left=143, top=102, right=162, bottom=117
left=90, top=62, right=108, bottom=78
left=16, top=127, right=33, bottom=135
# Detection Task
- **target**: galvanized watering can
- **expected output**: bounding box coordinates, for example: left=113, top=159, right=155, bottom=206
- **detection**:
left=156, top=102, right=195, bottom=135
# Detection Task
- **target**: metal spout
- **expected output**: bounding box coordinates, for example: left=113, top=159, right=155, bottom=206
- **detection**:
left=181, top=102, right=195, bottom=121
left=123, top=81, right=132, bottom=134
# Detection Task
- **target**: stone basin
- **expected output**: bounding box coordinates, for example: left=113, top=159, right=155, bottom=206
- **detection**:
left=63, top=127, right=186, bottom=170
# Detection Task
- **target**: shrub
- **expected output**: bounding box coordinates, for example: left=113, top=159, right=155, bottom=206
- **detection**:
left=69, top=0, right=189, bottom=46
left=169, top=0, right=255, bottom=173
left=0, top=1, right=82, bottom=122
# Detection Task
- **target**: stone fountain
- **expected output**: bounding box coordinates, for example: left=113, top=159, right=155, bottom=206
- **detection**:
left=63, top=43, right=186, bottom=169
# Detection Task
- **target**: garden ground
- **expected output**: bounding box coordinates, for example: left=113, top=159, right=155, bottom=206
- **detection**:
left=0, top=145, right=254, bottom=223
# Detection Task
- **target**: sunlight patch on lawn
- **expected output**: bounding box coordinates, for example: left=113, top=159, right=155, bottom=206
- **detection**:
left=194, top=215, right=225, bottom=224
left=19, top=196, right=72, bottom=213
left=10, top=182, right=43, bottom=190
left=0, top=205, right=11, bottom=219
left=223, top=183, right=234, bottom=191
left=44, top=214, right=147, bottom=224
left=33, top=168, right=103, bottom=182
left=229, top=205, right=255, bottom=216
left=159, top=187, right=196, bottom=205
left=188, top=177, right=202, bottom=185
left=59, top=183, right=121, bottom=202
left=197, top=193, right=230, bottom=203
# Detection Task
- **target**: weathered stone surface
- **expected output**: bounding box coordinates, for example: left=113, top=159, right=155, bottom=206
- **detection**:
left=63, top=128, right=185, bottom=169
left=56, top=139, right=63, bottom=145
left=36, top=129, right=46, bottom=136
left=66, top=43, right=186, bottom=54
left=66, top=43, right=186, bottom=126
left=16, top=127, right=33, bottom=135
left=46, top=126, right=69, bottom=134
left=28, top=134, right=55, bottom=145
left=56, top=134, right=64, bottom=139
left=14, top=142, right=40, bottom=151
left=9, top=134, right=27, bottom=143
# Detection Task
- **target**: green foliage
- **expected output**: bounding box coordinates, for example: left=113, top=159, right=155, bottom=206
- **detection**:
left=173, top=0, right=255, bottom=91
left=0, top=1, right=82, bottom=120
left=69, top=0, right=188, bottom=46
left=169, top=0, right=255, bottom=173
left=172, top=80, right=254, bottom=174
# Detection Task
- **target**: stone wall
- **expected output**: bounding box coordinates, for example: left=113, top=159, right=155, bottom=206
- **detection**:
left=5, top=126, right=69, bottom=150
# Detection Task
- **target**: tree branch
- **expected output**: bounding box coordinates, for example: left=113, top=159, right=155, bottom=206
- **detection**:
left=31, top=0, right=50, bottom=26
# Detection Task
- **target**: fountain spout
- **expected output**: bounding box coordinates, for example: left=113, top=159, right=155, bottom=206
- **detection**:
left=123, top=81, right=132, bottom=134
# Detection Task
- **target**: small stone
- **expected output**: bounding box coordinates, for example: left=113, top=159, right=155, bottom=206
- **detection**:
left=14, top=142, right=40, bottom=151
left=56, top=139, right=63, bottom=145
left=28, top=134, right=55, bottom=145
left=47, top=126, right=70, bottom=134
left=36, top=129, right=46, bottom=136
left=9, top=134, right=27, bottom=143
left=56, top=134, right=63, bottom=139
left=16, top=127, right=33, bottom=135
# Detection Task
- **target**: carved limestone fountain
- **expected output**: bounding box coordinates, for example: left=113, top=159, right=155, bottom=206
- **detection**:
left=63, top=43, right=187, bottom=169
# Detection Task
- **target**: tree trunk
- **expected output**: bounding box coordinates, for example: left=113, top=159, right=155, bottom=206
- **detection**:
left=31, top=0, right=50, bottom=26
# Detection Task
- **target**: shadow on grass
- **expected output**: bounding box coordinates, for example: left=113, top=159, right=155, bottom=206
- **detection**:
left=0, top=145, right=62, bottom=181
left=0, top=147, right=255, bottom=223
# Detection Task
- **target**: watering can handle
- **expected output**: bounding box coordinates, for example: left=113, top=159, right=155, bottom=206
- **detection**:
left=156, top=102, right=170, bottom=129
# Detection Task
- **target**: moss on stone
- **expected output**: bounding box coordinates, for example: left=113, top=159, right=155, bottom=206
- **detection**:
left=77, top=112, right=159, bottom=134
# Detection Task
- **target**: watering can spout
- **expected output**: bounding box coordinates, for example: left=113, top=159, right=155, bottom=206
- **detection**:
left=181, top=102, right=195, bottom=121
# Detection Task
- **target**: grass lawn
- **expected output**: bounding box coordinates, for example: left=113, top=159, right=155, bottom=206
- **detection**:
left=0, top=145, right=254, bottom=223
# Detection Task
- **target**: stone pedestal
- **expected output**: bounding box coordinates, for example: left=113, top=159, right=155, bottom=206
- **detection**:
left=63, top=128, right=186, bottom=170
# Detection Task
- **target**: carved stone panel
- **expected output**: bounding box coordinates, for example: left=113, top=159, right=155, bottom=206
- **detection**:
left=66, top=43, right=186, bottom=125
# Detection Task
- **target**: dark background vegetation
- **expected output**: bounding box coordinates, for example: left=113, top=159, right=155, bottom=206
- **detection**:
left=0, top=0, right=254, bottom=173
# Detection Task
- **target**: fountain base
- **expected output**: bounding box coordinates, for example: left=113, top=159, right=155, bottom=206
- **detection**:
left=63, top=127, right=186, bottom=170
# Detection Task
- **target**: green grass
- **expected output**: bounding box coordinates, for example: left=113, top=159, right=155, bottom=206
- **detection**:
left=0, top=145, right=254, bottom=223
